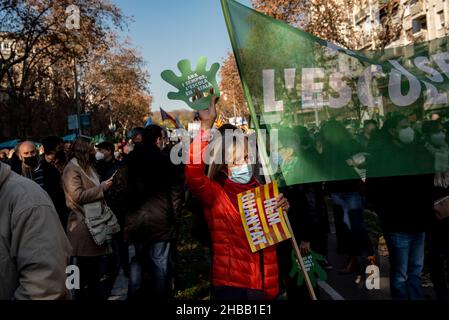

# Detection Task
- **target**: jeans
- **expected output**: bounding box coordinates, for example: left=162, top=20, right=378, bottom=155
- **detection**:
left=384, top=232, right=425, bottom=300
left=128, top=241, right=173, bottom=300
left=331, top=192, right=374, bottom=257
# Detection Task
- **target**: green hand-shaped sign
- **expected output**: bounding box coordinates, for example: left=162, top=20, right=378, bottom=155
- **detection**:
left=161, top=56, right=220, bottom=111
left=289, top=250, right=327, bottom=287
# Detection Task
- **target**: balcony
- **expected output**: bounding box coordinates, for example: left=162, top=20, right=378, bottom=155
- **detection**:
left=413, top=30, right=427, bottom=43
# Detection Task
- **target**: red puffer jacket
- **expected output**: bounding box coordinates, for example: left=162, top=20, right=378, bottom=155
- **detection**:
left=185, top=130, right=279, bottom=300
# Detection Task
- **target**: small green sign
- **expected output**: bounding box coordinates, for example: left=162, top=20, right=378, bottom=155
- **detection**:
left=161, top=56, right=220, bottom=111
left=289, top=250, right=327, bottom=287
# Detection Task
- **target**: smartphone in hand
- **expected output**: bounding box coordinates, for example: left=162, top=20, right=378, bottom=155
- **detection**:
left=110, top=170, right=119, bottom=182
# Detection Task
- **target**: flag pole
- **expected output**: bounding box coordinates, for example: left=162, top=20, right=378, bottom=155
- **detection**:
left=283, top=212, right=317, bottom=300
left=272, top=181, right=317, bottom=300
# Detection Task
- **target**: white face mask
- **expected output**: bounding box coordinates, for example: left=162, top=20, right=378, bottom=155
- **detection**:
left=229, top=164, right=253, bottom=184
left=430, top=132, right=446, bottom=147
left=398, top=127, right=415, bottom=144
left=95, top=151, right=105, bottom=161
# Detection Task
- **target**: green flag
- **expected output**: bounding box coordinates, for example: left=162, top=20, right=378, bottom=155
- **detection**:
left=221, top=0, right=449, bottom=186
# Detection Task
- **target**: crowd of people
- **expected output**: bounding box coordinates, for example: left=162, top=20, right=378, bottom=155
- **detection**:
left=0, top=95, right=448, bottom=301
left=273, top=113, right=449, bottom=300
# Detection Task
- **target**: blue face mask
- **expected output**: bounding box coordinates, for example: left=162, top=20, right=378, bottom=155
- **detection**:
left=229, top=164, right=253, bottom=184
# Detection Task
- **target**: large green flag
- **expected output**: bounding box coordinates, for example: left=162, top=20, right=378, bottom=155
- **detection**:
left=221, top=0, right=449, bottom=186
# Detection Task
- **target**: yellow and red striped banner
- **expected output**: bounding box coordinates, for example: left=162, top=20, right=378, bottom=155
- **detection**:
left=237, top=181, right=292, bottom=253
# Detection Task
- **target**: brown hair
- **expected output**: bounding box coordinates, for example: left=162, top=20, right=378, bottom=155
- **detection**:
left=67, top=137, right=94, bottom=171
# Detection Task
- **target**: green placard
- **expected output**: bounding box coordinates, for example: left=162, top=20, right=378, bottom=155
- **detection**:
left=161, top=56, right=220, bottom=110
left=289, top=250, right=327, bottom=287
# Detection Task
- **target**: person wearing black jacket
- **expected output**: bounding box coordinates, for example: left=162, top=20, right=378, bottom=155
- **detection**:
left=422, top=120, right=449, bottom=300
left=320, top=120, right=374, bottom=274
left=38, top=136, right=68, bottom=229
left=367, top=114, right=434, bottom=300
left=125, top=125, right=184, bottom=300
left=95, top=141, right=128, bottom=279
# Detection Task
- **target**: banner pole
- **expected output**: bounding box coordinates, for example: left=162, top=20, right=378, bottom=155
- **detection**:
left=283, top=212, right=317, bottom=300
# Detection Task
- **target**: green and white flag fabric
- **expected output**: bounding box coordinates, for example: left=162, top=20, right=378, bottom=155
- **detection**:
left=221, top=0, right=449, bottom=186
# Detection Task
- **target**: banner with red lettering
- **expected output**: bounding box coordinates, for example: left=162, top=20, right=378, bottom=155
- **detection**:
left=237, top=181, right=292, bottom=253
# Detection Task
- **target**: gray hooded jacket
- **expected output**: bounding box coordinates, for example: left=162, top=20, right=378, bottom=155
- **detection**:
left=0, top=163, right=72, bottom=300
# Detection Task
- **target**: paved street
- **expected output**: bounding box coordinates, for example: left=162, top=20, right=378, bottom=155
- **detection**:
left=318, top=231, right=436, bottom=300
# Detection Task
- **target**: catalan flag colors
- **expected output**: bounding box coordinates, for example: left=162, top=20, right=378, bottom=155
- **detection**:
left=237, top=181, right=292, bottom=253
left=160, top=107, right=183, bottom=129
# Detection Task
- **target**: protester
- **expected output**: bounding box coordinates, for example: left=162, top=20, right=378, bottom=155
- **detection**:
left=125, top=125, right=184, bottom=300
left=320, top=120, right=374, bottom=274
left=95, top=141, right=128, bottom=277
left=422, top=120, right=449, bottom=300
left=422, top=120, right=449, bottom=173
left=96, top=141, right=122, bottom=181
left=62, top=137, right=116, bottom=300
left=40, top=136, right=69, bottom=229
left=0, top=162, right=72, bottom=300
left=16, top=141, right=45, bottom=188
left=357, top=120, right=378, bottom=150
left=367, top=114, right=434, bottom=300
left=130, top=127, right=144, bottom=146
left=185, top=90, right=290, bottom=300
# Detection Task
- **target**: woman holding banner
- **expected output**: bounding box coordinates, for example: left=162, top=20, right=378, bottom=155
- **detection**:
left=185, top=89, right=290, bottom=300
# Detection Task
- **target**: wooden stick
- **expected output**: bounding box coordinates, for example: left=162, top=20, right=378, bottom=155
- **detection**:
left=283, top=211, right=317, bottom=300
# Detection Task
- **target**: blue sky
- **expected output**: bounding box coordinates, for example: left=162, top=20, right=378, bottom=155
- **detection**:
left=111, top=0, right=252, bottom=112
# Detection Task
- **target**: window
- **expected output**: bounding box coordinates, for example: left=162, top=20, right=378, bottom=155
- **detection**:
left=437, top=11, right=445, bottom=29
left=412, top=17, right=426, bottom=33
left=412, top=19, right=422, bottom=33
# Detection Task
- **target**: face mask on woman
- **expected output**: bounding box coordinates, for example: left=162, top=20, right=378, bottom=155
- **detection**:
left=430, top=131, right=446, bottom=147
left=398, top=127, right=415, bottom=144
left=95, top=151, right=105, bottom=161
left=229, top=164, right=253, bottom=184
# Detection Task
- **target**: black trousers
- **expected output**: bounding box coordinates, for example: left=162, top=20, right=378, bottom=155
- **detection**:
left=428, top=218, right=449, bottom=300
left=71, top=255, right=115, bottom=300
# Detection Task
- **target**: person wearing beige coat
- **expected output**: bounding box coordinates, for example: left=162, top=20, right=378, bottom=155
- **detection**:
left=62, top=137, right=115, bottom=300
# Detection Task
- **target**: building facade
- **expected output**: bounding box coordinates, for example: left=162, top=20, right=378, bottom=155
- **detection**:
left=353, top=0, right=449, bottom=50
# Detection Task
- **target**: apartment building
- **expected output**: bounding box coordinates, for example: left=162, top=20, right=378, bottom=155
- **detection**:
left=353, top=0, right=449, bottom=50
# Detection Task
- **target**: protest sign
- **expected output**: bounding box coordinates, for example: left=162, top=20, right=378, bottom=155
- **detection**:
left=289, top=251, right=327, bottom=288
left=161, top=56, right=220, bottom=111
left=237, top=181, right=291, bottom=253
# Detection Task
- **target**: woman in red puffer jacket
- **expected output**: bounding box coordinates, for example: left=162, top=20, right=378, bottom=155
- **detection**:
left=185, top=90, right=290, bottom=300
